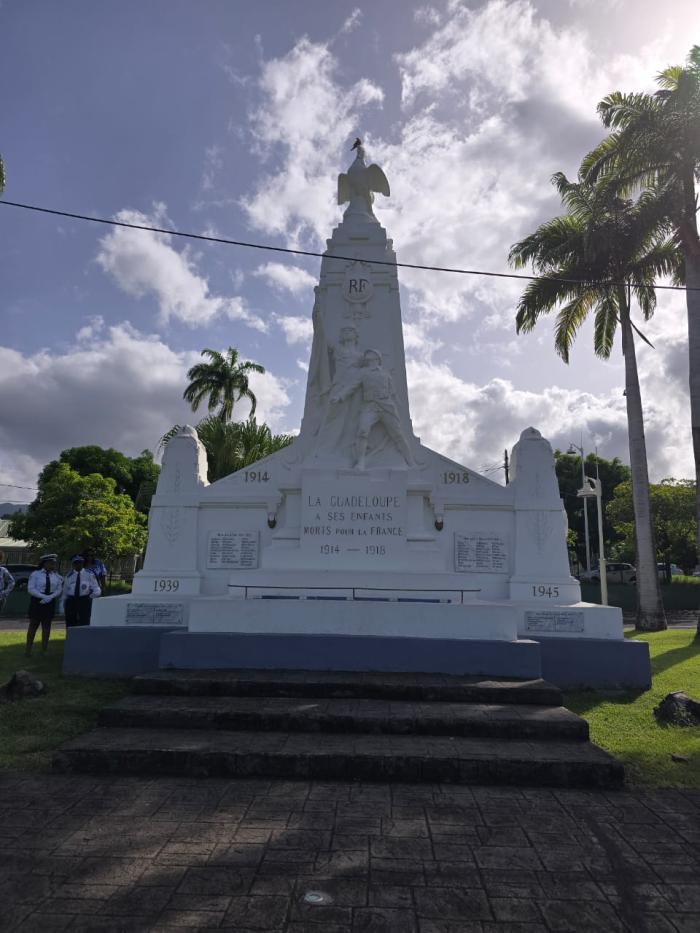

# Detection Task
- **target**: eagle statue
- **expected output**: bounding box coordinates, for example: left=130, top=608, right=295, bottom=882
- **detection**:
left=337, top=137, right=390, bottom=218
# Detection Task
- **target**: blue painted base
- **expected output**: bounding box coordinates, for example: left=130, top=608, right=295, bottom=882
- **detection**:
left=63, top=626, right=180, bottom=676
left=158, top=631, right=542, bottom=679
left=536, top=636, right=651, bottom=690
left=62, top=627, right=652, bottom=690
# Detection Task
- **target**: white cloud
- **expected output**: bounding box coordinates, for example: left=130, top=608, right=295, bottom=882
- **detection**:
left=407, top=356, right=693, bottom=482
left=241, top=38, right=384, bottom=243
left=76, top=315, right=105, bottom=343
left=337, top=8, right=362, bottom=36
left=0, top=325, right=292, bottom=489
left=254, top=261, right=316, bottom=295
left=201, top=144, right=224, bottom=191
left=96, top=204, right=267, bottom=331
left=395, top=0, right=664, bottom=115
left=275, top=315, right=314, bottom=346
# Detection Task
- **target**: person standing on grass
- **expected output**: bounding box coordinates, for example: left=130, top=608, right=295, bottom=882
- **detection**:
left=60, top=554, right=100, bottom=628
left=26, top=553, right=62, bottom=656
left=83, top=548, right=107, bottom=592
left=0, top=550, right=15, bottom=615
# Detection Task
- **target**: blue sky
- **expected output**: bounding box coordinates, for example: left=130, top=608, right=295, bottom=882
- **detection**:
left=1, top=0, right=698, bottom=498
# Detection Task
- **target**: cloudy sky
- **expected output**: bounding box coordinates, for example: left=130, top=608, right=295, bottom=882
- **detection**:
left=1, top=0, right=697, bottom=501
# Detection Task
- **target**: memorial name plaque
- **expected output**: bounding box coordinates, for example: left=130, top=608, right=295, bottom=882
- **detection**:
left=126, top=602, right=185, bottom=626
left=525, top=610, right=585, bottom=633
left=454, top=534, right=508, bottom=573
left=301, top=474, right=408, bottom=566
left=207, top=531, right=259, bottom=569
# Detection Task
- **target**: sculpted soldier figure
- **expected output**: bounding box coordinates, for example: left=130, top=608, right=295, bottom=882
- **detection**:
left=332, top=348, right=414, bottom=470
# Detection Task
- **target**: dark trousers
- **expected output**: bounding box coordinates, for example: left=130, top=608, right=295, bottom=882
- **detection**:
left=64, top=596, right=92, bottom=627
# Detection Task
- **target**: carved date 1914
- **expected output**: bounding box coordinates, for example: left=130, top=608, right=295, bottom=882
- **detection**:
left=244, top=470, right=270, bottom=483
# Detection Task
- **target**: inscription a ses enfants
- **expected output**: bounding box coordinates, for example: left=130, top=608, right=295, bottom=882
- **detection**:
left=304, top=493, right=403, bottom=538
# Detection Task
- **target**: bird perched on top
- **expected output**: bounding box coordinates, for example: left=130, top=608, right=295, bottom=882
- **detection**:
left=338, top=137, right=390, bottom=219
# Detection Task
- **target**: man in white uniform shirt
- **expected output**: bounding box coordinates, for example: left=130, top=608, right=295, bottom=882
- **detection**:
left=61, top=554, right=101, bottom=627
left=26, top=553, right=63, bottom=656
left=0, top=550, right=15, bottom=615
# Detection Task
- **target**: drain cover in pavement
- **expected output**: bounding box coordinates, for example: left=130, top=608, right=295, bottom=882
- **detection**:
left=303, top=891, right=333, bottom=905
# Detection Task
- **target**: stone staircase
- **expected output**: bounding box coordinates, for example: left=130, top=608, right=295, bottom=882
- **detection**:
left=53, top=670, right=624, bottom=788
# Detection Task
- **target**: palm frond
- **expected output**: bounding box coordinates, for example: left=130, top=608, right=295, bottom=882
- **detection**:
left=515, top=275, right=586, bottom=333
left=553, top=293, right=596, bottom=363
left=593, top=295, right=619, bottom=360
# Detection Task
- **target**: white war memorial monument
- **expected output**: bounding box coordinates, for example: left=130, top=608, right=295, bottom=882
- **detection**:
left=65, top=141, right=650, bottom=688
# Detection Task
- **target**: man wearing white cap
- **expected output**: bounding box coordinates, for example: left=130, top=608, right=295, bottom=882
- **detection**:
left=61, top=555, right=101, bottom=628
left=26, top=554, right=63, bottom=656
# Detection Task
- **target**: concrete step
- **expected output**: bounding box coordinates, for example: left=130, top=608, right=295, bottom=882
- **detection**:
left=53, top=727, right=623, bottom=788
left=133, top=670, right=563, bottom=705
left=99, top=694, right=588, bottom=740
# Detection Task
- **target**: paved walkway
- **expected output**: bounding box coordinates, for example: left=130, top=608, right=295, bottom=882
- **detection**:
left=1, top=772, right=698, bottom=932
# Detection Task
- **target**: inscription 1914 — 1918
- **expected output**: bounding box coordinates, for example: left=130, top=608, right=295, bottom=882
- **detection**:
left=301, top=476, right=408, bottom=566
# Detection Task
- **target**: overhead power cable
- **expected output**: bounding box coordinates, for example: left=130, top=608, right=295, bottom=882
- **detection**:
left=0, top=198, right=696, bottom=292
left=0, top=483, right=37, bottom=491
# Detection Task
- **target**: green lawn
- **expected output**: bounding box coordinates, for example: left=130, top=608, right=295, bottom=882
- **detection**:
left=566, top=630, right=700, bottom=789
left=0, top=628, right=698, bottom=786
left=0, top=630, right=129, bottom=771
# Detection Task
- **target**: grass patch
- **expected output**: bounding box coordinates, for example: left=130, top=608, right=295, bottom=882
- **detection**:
left=0, top=631, right=129, bottom=771
left=566, top=629, right=700, bottom=789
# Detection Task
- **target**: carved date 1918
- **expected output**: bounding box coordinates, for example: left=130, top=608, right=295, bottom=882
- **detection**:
left=532, top=585, right=559, bottom=598
left=441, top=471, right=469, bottom=484
left=153, top=579, right=179, bottom=592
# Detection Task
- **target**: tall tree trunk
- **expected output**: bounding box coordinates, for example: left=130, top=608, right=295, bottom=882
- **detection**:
left=686, top=253, right=700, bottom=639
left=619, top=293, right=667, bottom=631
left=678, top=172, right=700, bottom=640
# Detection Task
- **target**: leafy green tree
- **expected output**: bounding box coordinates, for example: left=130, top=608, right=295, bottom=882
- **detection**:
left=162, top=417, right=294, bottom=483
left=183, top=348, right=265, bottom=422
left=510, top=173, right=678, bottom=630
left=10, top=463, right=147, bottom=562
left=581, top=45, right=700, bottom=631
left=555, top=452, right=631, bottom=566
left=39, top=445, right=160, bottom=512
left=608, top=479, right=697, bottom=579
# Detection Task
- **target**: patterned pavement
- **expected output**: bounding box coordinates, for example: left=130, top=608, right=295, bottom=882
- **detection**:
left=1, top=772, right=699, bottom=932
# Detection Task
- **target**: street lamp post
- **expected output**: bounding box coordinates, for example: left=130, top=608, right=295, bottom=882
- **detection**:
left=568, top=442, right=591, bottom=573
left=578, top=476, right=608, bottom=606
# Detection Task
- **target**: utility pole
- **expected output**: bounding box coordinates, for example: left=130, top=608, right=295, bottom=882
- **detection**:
left=568, top=440, right=591, bottom=572
left=504, top=449, right=509, bottom=485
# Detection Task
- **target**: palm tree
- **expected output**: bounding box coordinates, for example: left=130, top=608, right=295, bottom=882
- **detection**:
left=509, top=172, right=680, bottom=631
left=581, top=45, right=700, bottom=632
left=161, top=416, right=293, bottom=483
left=183, top=347, right=265, bottom=422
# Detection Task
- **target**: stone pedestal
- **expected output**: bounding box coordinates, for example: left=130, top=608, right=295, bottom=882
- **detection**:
left=74, top=144, right=650, bottom=690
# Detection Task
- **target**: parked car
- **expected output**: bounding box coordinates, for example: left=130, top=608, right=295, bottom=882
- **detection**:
left=4, top=564, right=37, bottom=591
left=580, top=562, right=637, bottom=584
left=657, top=562, right=684, bottom=579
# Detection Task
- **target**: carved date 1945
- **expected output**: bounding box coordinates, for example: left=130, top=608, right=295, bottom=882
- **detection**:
left=532, top=585, right=559, bottom=598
